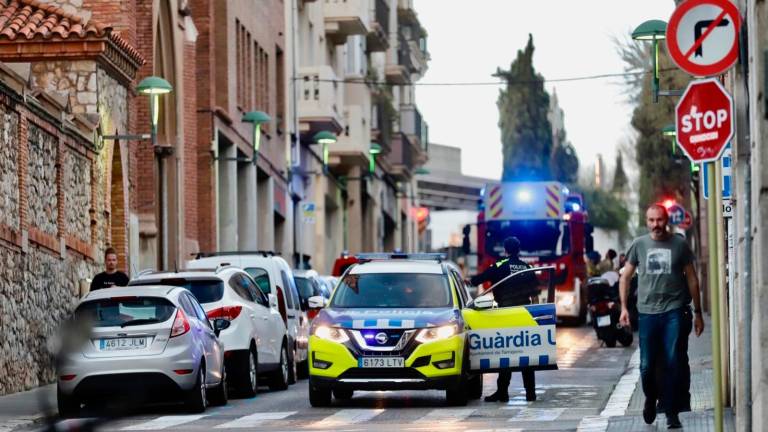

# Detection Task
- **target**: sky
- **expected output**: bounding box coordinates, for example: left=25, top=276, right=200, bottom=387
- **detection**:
left=415, top=0, right=676, bottom=181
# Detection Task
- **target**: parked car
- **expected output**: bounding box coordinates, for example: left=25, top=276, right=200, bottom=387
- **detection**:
left=318, top=276, right=338, bottom=298
left=293, top=270, right=329, bottom=322
left=58, top=286, right=229, bottom=416
left=130, top=267, right=290, bottom=395
left=187, top=251, right=309, bottom=383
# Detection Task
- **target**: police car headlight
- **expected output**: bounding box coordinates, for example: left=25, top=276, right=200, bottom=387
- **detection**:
left=415, top=324, right=459, bottom=343
left=314, top=326, right=349, bottom=343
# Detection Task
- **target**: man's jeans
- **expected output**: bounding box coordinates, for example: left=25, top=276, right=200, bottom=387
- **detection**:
left=639, top=308, right=684, bottom=416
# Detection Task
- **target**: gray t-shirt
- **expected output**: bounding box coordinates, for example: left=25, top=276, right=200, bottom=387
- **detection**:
left=626, top=234, right=694, bottom=314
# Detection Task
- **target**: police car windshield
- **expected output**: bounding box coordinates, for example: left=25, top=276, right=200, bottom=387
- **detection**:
left=331, top=273, right=451, bottom=308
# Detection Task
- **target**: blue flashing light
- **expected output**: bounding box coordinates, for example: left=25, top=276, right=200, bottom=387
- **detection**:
left=571, top=203, right=581, bottom=212
left=517, top=189, right=532, bottom=203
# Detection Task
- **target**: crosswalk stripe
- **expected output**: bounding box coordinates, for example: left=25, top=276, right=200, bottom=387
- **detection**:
left=511, top=408, right=565, bottom=422
left=122, top=415, right=207, bottom=430
left=417, top=408, right=475, bottom=423
left=311, top=409, right=385, bottom=427
left=214, top=411, right=296, bottom=429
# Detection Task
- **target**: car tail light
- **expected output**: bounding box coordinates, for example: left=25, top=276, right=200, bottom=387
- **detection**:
left=173, top=369, right=194, bottom=375
left=59, top=374, right=76, bottom=381
left=170, top=309, right=191, bottom=338
left=307, top=309, right=320, bottom=321
left=206, top=305, right=242, bottom=321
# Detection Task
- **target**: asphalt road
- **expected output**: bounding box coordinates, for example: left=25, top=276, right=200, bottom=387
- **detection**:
left=23, top=325, right=637, bottom=432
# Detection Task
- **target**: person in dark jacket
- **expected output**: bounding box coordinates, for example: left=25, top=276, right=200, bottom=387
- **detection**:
left=468, top=237, right=540, bottom=402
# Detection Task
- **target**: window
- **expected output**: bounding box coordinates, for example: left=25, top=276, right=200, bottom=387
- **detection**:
left=229, top=274, right=256, bottom=302
left=236, top=20, right=253, bottom=110
left=177, top=293, right=199, bottom=318
left=276, top=46, right=285, bottom=132
left=245, top=267, right=272, bottom=295
left=280, top=270, right=299, bottom=311
left=451, top=271, right=469, bottom=307
left=331, top=273, right=451, bottom=308
left=186, top=293, right=211, bottom=327
left=75, top=297, right=175, bottom=328
left=130, top=278, right=225, bottom=304
left=242, top=273, right=269, bottom=308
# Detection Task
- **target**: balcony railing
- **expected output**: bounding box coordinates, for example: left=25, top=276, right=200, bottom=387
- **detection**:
left=372, top=100, right=393, bottom=152
left=367, top=0, right=389, bottom=51
left=374, top=0, right=389, bottom=34
left=297, top=66, right=344, bottom=130
left=400, top=104, right=422, bottom=143
left=388, top=132, right=414, bottom=172
left=397, top=34, right=415, bottom=73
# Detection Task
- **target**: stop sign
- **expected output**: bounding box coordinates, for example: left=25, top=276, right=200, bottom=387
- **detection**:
left=676, top=78, right=734, bottom=163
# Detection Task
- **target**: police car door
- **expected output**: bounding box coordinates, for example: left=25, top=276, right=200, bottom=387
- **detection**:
left=462, top=266, right=558, bottom=373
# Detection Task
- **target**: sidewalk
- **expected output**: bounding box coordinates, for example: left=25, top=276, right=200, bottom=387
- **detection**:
left=0, top=384, right=54, bottom=432
left=607, top=315, right=736, bottom=431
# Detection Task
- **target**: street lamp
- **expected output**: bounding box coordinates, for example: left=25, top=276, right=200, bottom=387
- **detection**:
left=632, top=19, right=666, bottom=103
left=136, top=75, right=173, bottom=270
left=415, top=167, right=430, bottom=175
left=369, top=143, right=382, bottom=174
left=661, top=124, right=698, bottom=174
left=313, top=131, right=337, bottom=173
left=242, top=111, right=271, bottom=164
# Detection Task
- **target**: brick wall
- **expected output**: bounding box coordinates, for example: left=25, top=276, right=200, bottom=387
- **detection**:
left=183, top=39, right=198, bottom=249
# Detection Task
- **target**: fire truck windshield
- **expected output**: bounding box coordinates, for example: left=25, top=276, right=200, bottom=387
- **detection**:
left=485, top=220, right=570, bottom=258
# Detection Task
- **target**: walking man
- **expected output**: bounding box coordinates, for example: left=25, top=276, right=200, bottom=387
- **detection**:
left=468, top=237, right=540, bottom=402
left=90, top=247, right=130, bottom=291
left=619, top=205, right=704, bottom=429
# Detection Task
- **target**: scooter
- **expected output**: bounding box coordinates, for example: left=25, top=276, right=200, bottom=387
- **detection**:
left=586, top=275, right=633, bottom=347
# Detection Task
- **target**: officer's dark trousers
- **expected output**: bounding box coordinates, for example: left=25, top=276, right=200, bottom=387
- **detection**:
left=497, top=369, right=535, bottom=395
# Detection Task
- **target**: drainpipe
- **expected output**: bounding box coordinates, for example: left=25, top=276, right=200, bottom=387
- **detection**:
left=743, top=158, right=752, bottom=432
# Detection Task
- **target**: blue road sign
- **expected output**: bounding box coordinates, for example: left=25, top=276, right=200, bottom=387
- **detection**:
left=702, top=142, right=732, bottom=200
left=668, top=204, right=686, bottom=225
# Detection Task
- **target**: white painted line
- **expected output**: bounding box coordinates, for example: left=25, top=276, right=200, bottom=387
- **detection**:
left=214, top=411, right=296, bottom=428
left=464, top=429, right=523, bottom=432
left=574, top=347, right=641, bottom=432
left=122, top=415, right=208, bottom=430
left=511, top=408, right=564, bottom=422
left=0, top=415, right=45, bottom=432
left=417, top=408, right=475, bottom=423
left=311, top=409, right=384, bottom=427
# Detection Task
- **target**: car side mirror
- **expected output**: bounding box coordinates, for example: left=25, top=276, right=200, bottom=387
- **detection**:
left=268, top=293, right=279, bottom=309
left=308, top=295, right=327, bottom=309
left=472, top=294, right=495, bottom=310
left=212, top=318, right=231, bottom=337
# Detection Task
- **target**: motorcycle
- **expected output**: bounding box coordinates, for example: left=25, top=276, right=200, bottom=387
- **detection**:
left=586, top=274, right=633, bottom=348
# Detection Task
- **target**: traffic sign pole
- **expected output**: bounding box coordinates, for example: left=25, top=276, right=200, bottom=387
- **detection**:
left=706, top=161, right=724, bottom=432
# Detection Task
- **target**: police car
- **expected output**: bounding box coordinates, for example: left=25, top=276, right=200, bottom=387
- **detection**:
left=306, top=254, right=558, bottom=406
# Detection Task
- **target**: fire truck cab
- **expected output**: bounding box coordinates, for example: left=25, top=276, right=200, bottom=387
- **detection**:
left=477, top=181, right=593, bottom=323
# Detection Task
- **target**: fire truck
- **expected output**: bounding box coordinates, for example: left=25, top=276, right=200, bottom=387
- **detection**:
left=476, top=181, right=593, bottom=323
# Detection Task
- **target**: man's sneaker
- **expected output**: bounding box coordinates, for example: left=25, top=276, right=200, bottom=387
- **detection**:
left=525, top=390, right=537, bottom=402
left=643, top=398, right=657, bottom=424
left=484, top=391, right=509, bottom=402
left=666, top=413, right=682, bottom=429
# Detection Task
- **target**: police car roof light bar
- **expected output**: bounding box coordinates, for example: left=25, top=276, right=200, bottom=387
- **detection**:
left=356, top=253, right=446, bottom=262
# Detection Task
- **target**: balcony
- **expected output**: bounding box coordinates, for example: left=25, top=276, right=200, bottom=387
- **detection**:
left=399, top=104, right=427, bottom=165
left=367, top=0, right=390, bottom=52
left=328, top=105, right=372, bottom=172
left=387, top=132, right=415, bottom=179
left=324, top=0, right=371, bottom=45
left=385, top=35, right=411, bottom=84
left=297, top=66, right=344, bottom=135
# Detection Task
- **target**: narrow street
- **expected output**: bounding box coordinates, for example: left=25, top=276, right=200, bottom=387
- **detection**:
left=17, top=327, right=638, bottom=432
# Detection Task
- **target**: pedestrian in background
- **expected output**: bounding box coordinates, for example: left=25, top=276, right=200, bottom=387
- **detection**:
left=468, top=237, right=540, bottom=402
left=90, top=247, right=130, bottom=291
left=597, top=249, right=617, bottom=273
left=619, top=204, right=704, bottom=429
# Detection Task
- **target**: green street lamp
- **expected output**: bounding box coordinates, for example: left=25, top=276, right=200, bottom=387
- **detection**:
left=314, top=131, right=337, bottom=173
left=632, top=20, right=666, bottom=103
left=369, top=143, right=382, bottom=174
left=136, top=75, right=172, bottom=271
left=415, top=167, right=430, bottom=175
left=661, top=124, right=698, bottom=173
left=242, top=111, right=271, bottom=164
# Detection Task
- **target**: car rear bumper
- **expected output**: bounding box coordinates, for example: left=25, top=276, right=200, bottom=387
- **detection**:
left=69, top=372, right=189, bottom=402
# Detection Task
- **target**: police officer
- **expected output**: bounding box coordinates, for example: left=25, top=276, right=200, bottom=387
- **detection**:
left=468, top=237, right=540, bottom=402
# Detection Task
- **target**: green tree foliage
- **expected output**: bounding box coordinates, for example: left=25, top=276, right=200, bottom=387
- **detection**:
left=495, top=34, right=553, bottom=181
left=612, top=152, right=628, bottom=193
left=582, top=188, right=631, bottom=232
left=615, top=36, right=691, bottom=217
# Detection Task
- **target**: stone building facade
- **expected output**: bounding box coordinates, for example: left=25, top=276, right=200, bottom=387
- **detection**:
left=0, top=0, right=143, bottom=394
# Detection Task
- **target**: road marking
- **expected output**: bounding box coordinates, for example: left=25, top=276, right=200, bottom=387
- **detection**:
left=575, top=347, right=640, bottom=432
left=122, top=415, right=207, bottom=430
left=214, top=411, right=296, bottom=428
left=511, top=408, right=564, bottom=422
left=417, top=408, right=475, bottom=423
left=310, top=409, right=385, bottom=427
left=464, top=429, right=523, bottom=432
left=0, top=415, right=44, bottom=432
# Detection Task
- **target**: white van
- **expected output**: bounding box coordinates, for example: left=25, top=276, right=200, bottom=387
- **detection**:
left=187, top=252, right=309, bottom=383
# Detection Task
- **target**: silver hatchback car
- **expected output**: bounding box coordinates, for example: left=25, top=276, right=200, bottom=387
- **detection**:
left=57, top=286, right=230, bottom=416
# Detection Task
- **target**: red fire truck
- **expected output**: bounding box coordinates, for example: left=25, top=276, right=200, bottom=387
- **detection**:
left=476, top=181, right=593, bottom=323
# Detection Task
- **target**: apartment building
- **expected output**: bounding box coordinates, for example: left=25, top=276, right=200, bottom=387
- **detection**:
left=289, top=0, right=430, bottom=273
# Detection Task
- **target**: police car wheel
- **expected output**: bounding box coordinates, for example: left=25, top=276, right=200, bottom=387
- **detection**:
left=467, top=374, right=483, bottom=400
left=309, top=381, right=332, bottom=407
left=446, top=384, right=468, bottom=406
